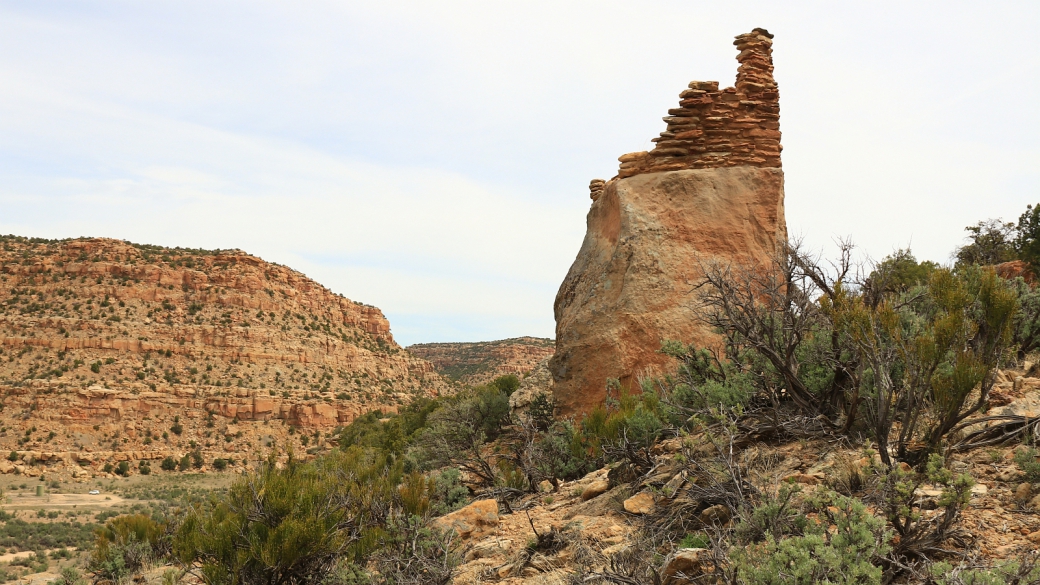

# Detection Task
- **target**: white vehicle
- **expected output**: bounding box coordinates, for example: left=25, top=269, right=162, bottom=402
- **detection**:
left=88, top=490, right=100, bottom=495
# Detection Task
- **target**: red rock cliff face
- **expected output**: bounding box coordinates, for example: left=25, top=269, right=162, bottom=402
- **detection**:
left=0, top=236, right=447, bottom=479
left=550, top=29, right=787, bottom=415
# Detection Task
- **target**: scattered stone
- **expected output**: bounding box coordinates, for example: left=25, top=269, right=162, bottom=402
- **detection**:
left=623, top=492, right=655, bottom=515
left=464, top=537, right=512, bottom=562
left=653, top=437, right=684, bottom=455
left=1015, top=483, right=1032, bottom=503
left=661, top=548, right=713, bottom=585
left=432, top=499, right=500, bottom=541
left=581, top=480, right=611, bottom=501
left=699, top=504, right=731, bottom=526
left=783, top=472, right=822, bottom=485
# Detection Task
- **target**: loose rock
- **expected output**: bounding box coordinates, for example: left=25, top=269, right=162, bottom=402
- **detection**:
left=623, top=492, right=655, bottom=515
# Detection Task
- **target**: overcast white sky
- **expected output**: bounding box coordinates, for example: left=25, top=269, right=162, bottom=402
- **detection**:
left=1, top=1, right=1038, bottom=345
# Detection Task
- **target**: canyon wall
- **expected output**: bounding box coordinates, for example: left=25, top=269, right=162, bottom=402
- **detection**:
left=0, top=236, right=447, bottom=479
left=408, top=337, right=554, bottom=386
left=550, top=29, right=787, bottom=415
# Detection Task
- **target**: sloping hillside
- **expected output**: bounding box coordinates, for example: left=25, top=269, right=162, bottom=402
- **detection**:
left=0, top=235, right=446, bottom=480
left=408, top=336, right=554, bottom=385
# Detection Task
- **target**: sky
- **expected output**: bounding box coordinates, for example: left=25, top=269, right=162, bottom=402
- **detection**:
left=1, top=1, right=1038, bottom=345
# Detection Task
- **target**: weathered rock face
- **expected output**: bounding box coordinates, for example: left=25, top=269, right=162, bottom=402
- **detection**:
left=0, top=235, right=447, bottom=480
left=550, top=29, right=787, bottom=415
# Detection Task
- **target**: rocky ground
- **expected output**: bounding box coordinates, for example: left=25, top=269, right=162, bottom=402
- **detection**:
left=10, top=362, right=1040, bottom=583
left=0, top=235, right=449, bottom=482
left=408, top=337, right=554, bottom=386
left=436, top=361, right=1040, bottom=584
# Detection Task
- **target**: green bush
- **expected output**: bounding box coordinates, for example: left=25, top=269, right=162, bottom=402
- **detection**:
left=369, top=514, right=460, bottom=585
left=489, top=374, right=520, bottom=397
left=527, top=393, right=556, bottom=431
left=1015, top=447, right=1040, bottom=483
left=115, top=461, right=130, bottom=477
left=412, top=387, right=512, bottom=487
left=160, top=457, right=176, bottom=471
left=213, top=458, right=227, bottom=471
left=429, top=468, right=469, bottom=515
left=58, top=567, right=87, bottom=585
left=174, top=448, right=396, bottom=585
left=338, top=397, right=444, bottom=460
left=731, top=491, right=890, bottom=585
left=929, top=558, right=1040, bottom=584
left=89, top=514, right=167, bottom=581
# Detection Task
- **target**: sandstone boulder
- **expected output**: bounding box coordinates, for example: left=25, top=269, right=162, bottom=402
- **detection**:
left=580, top=479, right=611, bottom=501
left=623, top=492, right=655, bottom=515
left=432, top=499, right=500, bottom=541
left=661, top=548, right=713, bottom=585
left=551, top=167, right=785, bottom=414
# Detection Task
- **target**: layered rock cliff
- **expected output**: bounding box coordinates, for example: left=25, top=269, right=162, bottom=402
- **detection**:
left=550, top=29, right=788, bottom=415
left=408, top=337, right=554, bottom=386
left=0, top=235, right=446, bottom=478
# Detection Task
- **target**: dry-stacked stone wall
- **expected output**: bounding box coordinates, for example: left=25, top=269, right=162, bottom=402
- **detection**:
left=616, top=28, right=781, bottom=179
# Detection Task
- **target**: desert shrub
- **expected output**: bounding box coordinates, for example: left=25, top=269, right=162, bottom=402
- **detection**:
left=396, top=472, right=434, bottom=518
left=57, top=567, right=86, bottom=585
left=0, top=519, right=98, bottom=551
left=1015, top=447, right=1040, bottom=483
left=835, top=266, right=1017, bottom=465
left=338, top=397, right=444, bottom=460
left=527, top=393, right=556, bottom=432
left=115, top=461, right=130, bottom=476
left=929, top=556, right=1040, bottom=584
left=321, top=561, right=370, bottom=585
left=89, top=514, right=168, bottom=581
left=1010, top=278, right=1040, bottom=357
left=875, top=454, right=975, bottom=572
left=488, top=374, right=520, bottom=397
left=731, top=491, right=890, bottom=585
left=160, top=457, right=176, bottom=471
left=212, top=458, right=227, bottom=471
left=429, top=468, right=469, bottom=515
left=658, top=342, right=758, bottom=415
left=369, top=514, right=460, bottom=585
left=412, top=386, right=512, bottom=487
left=519, top=419, right=596, bottom=490
left=469, top=386, right=511, bottom=440
left=174, top=448, right=396, bottom=585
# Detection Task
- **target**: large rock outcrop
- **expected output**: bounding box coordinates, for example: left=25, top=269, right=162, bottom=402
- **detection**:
left=550, top=29, right=787, bottom=415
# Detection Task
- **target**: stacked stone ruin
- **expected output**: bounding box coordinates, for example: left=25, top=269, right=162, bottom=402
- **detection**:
left=589, top=179, right=605, bottom=201
left=616, top=28, right=781, bottom=179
